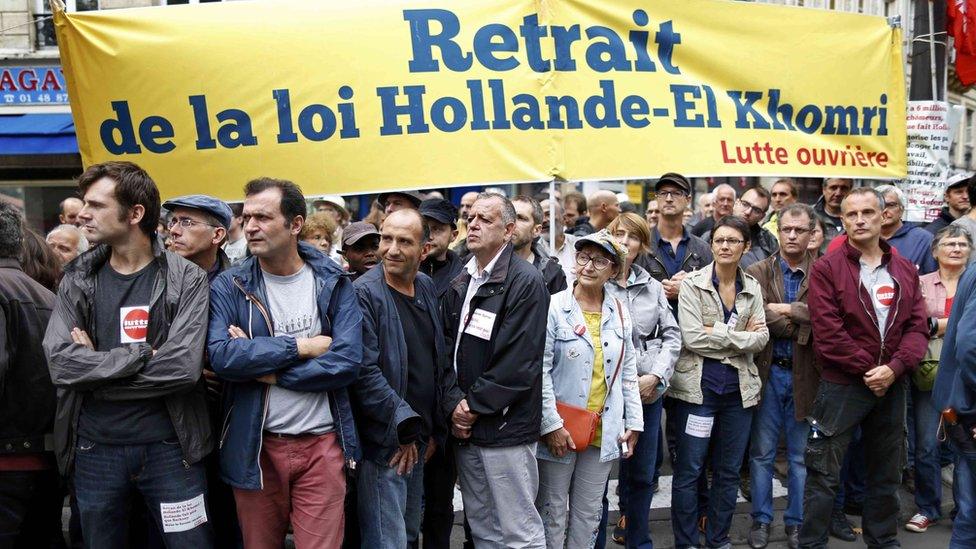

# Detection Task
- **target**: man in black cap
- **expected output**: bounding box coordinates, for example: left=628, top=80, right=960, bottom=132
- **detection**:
left=378, top=191, right=424, bottom=215
left=925, top=173, right=971, bottom=234
left=163, top=195, right=234, bottom=282
left=419, top=198, right=464, bottom=296
left=340, top=221, right=380, bottom=280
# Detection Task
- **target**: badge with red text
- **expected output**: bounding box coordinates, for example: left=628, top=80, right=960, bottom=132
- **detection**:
left=873, top=284, right=894, bottom=309
left=120, top=305, right=149, bottom=343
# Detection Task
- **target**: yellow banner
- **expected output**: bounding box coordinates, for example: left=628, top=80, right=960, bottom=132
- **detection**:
left=55, top=0, right=906, bottom=200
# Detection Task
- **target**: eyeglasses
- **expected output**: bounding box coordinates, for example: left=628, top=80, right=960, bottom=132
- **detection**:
left=167, top=216, right=219, bottom=230
left=575, top=251, right=613, bottom=270
left=939, top=241, right=971, bottom=249
left=779, top=226, right=810, bottom=236
left=657, top=190, right=688, bottom=199
left=738, top=199, right=767, bottom=217
left=713, top=238, right=745, bottom=247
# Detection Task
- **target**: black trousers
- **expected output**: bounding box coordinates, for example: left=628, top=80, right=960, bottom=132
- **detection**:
left=0, top=468, right=65, bottom=549
left=799, top=379, right=906, bottom=549
left=420, top=442, right=458, bottom=549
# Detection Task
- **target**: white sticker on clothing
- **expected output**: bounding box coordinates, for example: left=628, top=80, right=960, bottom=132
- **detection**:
left=727, top=312, right=739, bottom=329
left=685, top=414, right=714, bottom=438
left=159, top=493, right=208, bottom=533
left=119, top=305, right=149, bottom=344
left=464, top=308, right=496, bottom=340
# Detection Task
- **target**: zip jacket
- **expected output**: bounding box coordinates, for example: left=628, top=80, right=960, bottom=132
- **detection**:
left=351, top=265, right=463, bottom=464
left=207, top=242, right=362, bottom=490
left=43, top=241, right=212, bottom=475
left=808, top=240, right=928, bottom=386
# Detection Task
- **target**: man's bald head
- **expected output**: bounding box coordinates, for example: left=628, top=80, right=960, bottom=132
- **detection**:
left=59, top=197, right=83, bottom=226
left=382, top=207, right=429, bottom=243
left=587, top=190, right=621, bottom=230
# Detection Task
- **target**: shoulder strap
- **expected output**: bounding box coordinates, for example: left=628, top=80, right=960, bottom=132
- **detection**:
left=599, top=298, right=627, bottom=417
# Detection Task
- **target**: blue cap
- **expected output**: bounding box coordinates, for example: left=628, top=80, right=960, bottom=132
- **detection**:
left=162, top=195, right=233, bottom=230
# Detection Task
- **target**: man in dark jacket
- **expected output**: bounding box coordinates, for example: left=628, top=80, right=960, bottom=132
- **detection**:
left=934, top=240, right=976, bottom=548
left=800, top=187, right=928, bottom=549
left=443, top=192, right=549, bottom=548
left=162, top=194, right=241, bottom=548
left=513, top=195, right=567, bottom=295
left=924, top=173, right=970, bottom=235
left=731, top=185, right=779, bottom=269
left=352, top=209, right=463, bottom=547
left=207, top=178, right=362, bottom=548
left=419, top=198, right=463, bottom=297
left=745, top=204, right=819, bottom=549
left=0, top=203, right=60, bottom=547
left=42, top=161, right=214, bottom=547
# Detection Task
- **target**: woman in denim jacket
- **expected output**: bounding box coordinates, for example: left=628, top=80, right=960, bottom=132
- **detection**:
left=536, top=230, right=643, bottom=549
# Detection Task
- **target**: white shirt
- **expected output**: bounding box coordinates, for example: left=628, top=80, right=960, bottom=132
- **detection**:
left=553, top=233, right=579, bottom=286
left=454, top=245, right=507, bottom=371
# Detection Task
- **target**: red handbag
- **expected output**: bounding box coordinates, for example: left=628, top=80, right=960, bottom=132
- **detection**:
left=555, top=300, right=626, bottom=452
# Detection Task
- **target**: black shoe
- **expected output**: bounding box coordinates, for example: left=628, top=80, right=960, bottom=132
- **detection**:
left=830, top=511, right=857, bottom=542
left=784, top=524, right=800, bottom=549
left=747, top=521, right=769, bottom=549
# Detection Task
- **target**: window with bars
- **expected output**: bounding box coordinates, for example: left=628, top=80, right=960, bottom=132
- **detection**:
left=34, top=0, right=99, bottom=49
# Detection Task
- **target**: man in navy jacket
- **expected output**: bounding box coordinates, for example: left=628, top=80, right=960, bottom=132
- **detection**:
left=207, top=178, right=362, bottom=548
left=352, top=209, right=463, bottom=547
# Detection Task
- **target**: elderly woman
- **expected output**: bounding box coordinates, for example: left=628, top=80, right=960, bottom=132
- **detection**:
left=905, top=225, right=972, bottom=534
left=605, top=213, right=681, bottom=548
left=671, top=216, right=769, bottom=549
left=536, top=230, right=642, bottom=549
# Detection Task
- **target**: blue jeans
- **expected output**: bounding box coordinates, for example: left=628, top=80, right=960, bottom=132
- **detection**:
left=357, top=446, right=425, bottom=549
left=952, top=447, right=976, bottom=548
left=618, top=398, right=664, bottom=549
left=72, top=437, right=213, bottom=548
left=910, top=384, right=943, bottom=519
left=750, top=365, right=808, bottom=526
left=671, top=390, right=754, bottom=549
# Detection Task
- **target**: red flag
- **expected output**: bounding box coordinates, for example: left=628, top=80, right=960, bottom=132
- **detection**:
left=948, top=0, right=976, bottom=84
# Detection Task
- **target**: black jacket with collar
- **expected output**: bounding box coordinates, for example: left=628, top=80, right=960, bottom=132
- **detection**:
left=635, top=227, right=713, bottom=285
left=0, top=258, right=56, bottom=456
left=442, top=243, right=549, bottom=448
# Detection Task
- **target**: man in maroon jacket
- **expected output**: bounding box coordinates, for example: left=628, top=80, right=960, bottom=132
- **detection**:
left=799, top=187, right=929, bottom=549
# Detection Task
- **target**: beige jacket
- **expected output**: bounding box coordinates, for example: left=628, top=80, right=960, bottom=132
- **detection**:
left=671, top=264, right=769, bottom=408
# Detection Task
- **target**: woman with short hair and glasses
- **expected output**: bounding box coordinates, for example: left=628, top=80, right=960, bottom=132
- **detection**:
left=905, top=225, right=972, bottom=534
left=536, top=230, right=642, bottom=549
left=670, top=216, right=769, bottom=549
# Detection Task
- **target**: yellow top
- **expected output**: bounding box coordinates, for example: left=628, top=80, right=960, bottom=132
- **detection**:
left=583, top=311, right=607, bottom=447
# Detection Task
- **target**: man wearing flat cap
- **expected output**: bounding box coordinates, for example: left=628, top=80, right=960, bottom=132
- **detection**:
left=163, top=195, right=234, bottom=282
left=378, top=191, right=424, bottom=215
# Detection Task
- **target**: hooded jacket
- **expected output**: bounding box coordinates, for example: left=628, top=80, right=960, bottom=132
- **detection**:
left=808, top=241, right=928, bottom=386
left=531, top=239, right=568, bottom=295
left=43, top=241, right=212, bottom=475
left=207, top=242, right=362, bottom=490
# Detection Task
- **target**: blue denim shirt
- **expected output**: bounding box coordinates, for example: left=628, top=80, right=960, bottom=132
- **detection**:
left=539, top=288, right=643, bottom=463
left=773, top=257, right=805, bottom=360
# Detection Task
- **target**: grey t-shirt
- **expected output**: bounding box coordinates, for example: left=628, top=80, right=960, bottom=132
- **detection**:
left=859, top=260, right=896, bottom=341
left=262, top=264, right=334, bottom=435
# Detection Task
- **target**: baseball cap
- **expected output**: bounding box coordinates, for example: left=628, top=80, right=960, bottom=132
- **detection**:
left=654, top=172, right=692, bottom=194
left=574, top=229, right=628, bottom=268
left=377, top=191, right=424, bottom=208
left=342, top=221, right=380, bottom=248
left=947, top=172, right=973, bottom=190
left=419, top=198, right=458, bottom=228
left=162, top=195, right=233, bottom=229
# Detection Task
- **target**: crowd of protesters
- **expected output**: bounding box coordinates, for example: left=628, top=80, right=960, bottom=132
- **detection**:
left=4, top=162, right=976, bottom=549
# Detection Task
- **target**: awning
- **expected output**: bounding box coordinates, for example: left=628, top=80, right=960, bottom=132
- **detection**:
left=0, top=114, right=78, bottom=155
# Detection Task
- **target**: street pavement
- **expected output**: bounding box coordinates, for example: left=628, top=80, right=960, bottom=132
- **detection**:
left=447, top=474, right=956, bottom=548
